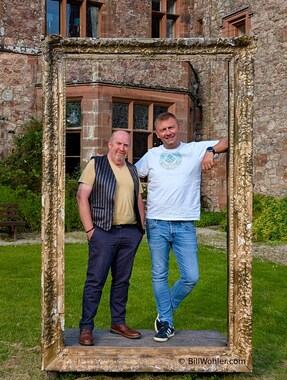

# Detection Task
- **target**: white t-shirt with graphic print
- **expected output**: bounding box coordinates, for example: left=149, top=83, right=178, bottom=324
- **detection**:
left=135, top=140, right=218, bottom=221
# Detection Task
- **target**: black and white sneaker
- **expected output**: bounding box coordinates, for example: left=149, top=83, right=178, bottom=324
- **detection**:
left=154, top=321, right=175, bottom=342
left=154, top=314, right=164, bottom=332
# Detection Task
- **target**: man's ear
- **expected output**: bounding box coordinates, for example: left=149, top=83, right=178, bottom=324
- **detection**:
left=154, top=130, right=159, bottom=139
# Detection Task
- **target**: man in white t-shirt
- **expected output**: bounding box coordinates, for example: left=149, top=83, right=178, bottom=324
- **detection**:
left=135, top=112, right=228, bottom=342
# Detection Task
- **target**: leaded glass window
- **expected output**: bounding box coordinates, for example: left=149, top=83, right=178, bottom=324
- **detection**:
left=133, top=104, right=148, bottom=130
left=154, top=106, right=168, bottom=122
left=112, top=101, right=169, bottom=162
left=112, top=103, right=129, bottom=129
left=66, top=102, right=82, bottom=129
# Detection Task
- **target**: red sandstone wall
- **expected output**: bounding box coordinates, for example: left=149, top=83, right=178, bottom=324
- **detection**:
left=0, top=53, right=41, bottom=159
left=1, top=0, right=286, bottom=206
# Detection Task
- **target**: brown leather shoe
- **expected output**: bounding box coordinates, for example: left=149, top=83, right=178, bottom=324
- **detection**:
left=110, top=324, right=141, bottom=339
left=79, top=329, right=94, bottom=346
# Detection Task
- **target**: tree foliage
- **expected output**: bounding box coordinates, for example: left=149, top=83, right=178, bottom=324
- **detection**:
left=0, top=118, right=42, bottom=193
left=0, top=119, right=82, bottom=232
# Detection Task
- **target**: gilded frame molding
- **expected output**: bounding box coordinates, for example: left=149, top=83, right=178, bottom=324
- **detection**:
left=41, top=36, right=254, bottom=373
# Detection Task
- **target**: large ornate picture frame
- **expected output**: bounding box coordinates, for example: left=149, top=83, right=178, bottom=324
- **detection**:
left=41, top=36, right=254, bottom=373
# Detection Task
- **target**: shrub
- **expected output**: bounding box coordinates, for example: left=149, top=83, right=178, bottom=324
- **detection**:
left=0, top=185, right=18, bottom=204
left=196, top=194, right=287, bottom=243
left=0, top=118, right=42, bottom=193
left=0, top=185, right=41, bottom=231
left=196, top=209, right=227, bottom=228
left=16, top=189, right=42, bottom=231
left=0, top=182, right=80, bottom=233
left=0, top=119, right=82, bottom=232
left=253, top=194, right=287, bottom=242
left=65, top=176, right=82, bottom=232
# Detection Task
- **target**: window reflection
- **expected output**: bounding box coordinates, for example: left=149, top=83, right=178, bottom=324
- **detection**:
left=67, top=2, right=80, bottom=37
left=167, top=0, right=176, bottom=13
left=46, top=0, right=60, bottom=34
left=152, top=0, right=178, bottom=38
left=46, top=0, right=102, bottom=37
left=152, top=0, right=161, bottom=11
left=166, top=18, right=175, bottom=38
left=87, top=5, right=100, bottom=38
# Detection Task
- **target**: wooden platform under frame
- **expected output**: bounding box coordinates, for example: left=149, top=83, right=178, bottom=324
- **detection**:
left=43, top=330, right=243, bottom=373
left=65, top=328, right=227, bottom=348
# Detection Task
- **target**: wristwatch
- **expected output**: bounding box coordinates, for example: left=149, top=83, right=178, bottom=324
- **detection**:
left=206, top=146, right=215, bottom=154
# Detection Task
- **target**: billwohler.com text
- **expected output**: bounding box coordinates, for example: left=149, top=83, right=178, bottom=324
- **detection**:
left=178, top=357, right=246, bottom=366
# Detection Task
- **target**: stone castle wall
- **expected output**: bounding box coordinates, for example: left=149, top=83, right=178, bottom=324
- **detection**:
left=194, top=0, right=287, bottom=196
left=0, top=0, right=286, bottom=204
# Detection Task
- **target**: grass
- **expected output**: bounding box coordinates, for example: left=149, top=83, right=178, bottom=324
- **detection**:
left=0, top=240, right=286, bottom=379
left=65, top=242, right=227, bottom=333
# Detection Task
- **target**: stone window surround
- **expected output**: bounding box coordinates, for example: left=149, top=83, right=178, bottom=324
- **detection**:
left=221, top=7, right=252, bottom=37
left=64, top=83, right=192, bottom=167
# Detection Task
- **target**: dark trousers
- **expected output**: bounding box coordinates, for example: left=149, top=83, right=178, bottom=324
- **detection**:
left=79, top=225, right=143, bottom=330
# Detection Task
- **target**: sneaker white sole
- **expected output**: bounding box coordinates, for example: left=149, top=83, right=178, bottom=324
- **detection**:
left=154, top=331, right=175, bottom=342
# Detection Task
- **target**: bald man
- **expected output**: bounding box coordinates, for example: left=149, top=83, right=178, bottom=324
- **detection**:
left=77, top=131, right=145, bottom=345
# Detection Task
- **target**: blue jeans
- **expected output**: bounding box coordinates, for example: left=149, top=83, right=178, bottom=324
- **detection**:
left=146, top=219, right=199, bottom=327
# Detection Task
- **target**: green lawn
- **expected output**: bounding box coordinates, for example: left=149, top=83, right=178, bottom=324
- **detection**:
left=0, top=241, right=286, bottom=379
left=65, top=242, right=227, bottom=333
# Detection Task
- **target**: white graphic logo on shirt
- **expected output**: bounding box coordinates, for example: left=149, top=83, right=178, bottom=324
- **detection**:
left=160, top=152, right=182, bottom=169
